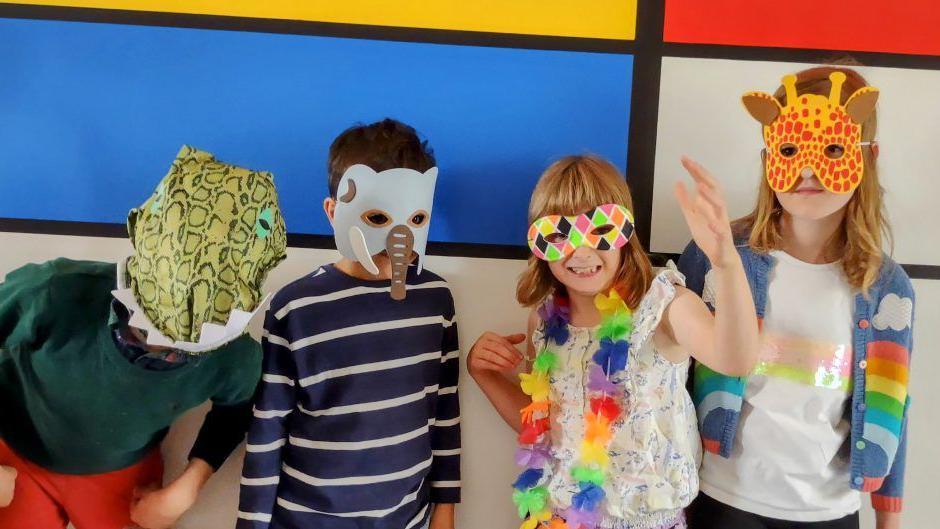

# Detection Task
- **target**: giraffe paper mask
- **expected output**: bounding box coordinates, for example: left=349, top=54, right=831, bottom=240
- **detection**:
left=742, top=72, right=879, bottom=194
left=527, top=204, right=634, bottom=261
left=333, top=164, right=438, bottom=300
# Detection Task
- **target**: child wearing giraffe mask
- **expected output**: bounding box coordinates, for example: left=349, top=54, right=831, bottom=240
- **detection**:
left=680, top=67, right=913, bottom=529
left=468, top=154, right=759, bottom=529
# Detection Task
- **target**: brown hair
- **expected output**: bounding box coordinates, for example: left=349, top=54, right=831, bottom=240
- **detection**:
left=735, top=66, right=890, bottom=293
left=516, top=155, right=654, bottom=310
left=327, top=118, right=436, bottom=197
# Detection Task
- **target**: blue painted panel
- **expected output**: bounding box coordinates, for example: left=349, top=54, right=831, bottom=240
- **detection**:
left=0, top=18, right=632, bottom=245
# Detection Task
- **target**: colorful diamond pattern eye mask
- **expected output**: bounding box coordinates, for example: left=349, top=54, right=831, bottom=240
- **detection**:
left=117, top=145, right=288, bottom=353
left=742, top=71, right=879, bottom=194
left=527, top=204, right=634, bottom=261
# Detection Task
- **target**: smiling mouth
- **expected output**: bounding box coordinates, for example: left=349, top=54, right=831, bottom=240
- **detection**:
left=566, top=264, right=602, bottom=278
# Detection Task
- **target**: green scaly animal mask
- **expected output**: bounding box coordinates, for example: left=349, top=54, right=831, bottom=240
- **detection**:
left=123, top=146, right=287, bottom=351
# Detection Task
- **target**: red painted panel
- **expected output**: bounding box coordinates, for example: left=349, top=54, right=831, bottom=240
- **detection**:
left=664, top=0, right=940, bottom=57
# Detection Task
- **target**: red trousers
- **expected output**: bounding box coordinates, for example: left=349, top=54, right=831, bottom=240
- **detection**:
left=0, top=439, right=163, bottom=529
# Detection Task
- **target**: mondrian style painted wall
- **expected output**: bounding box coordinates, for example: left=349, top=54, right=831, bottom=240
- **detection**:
left=1, top=2, right=938, bottom=528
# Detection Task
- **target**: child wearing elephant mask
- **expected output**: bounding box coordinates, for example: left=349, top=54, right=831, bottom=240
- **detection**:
left=237, top=118, right=461, bottom=529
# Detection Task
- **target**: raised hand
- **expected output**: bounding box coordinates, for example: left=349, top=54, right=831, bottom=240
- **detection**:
left=674, top=156, right=738, bottom=269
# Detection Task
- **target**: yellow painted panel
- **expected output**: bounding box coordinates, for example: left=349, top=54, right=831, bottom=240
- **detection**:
left=9, top=1, right=637, bottom=40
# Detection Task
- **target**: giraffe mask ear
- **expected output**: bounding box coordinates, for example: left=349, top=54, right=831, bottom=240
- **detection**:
left=742, top=91, right=782, bottom=126
left=845, top=87, right=879, bottom=124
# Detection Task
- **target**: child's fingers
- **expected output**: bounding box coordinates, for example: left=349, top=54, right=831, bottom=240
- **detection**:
left=484, top=341, right=523, bottom=365
left=475, top=349, right=514, bottom=371
left=504, top=333, right=527, bottom=345
left=475, top=337, right=519, bottom=364
left=474, top=357, right=510, bottom=371
left=694, top=195, right=724, bottom=237
left=681, top=156, right=719, bottom=190
left=489, top=335, right=525, bottom=359
left=673, top=181, right=697, bottom=223
left=696, top=182, right=728, bottom=220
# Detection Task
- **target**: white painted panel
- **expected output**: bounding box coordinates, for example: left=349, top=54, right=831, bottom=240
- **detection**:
left=651, top=56, right=940, bottom=267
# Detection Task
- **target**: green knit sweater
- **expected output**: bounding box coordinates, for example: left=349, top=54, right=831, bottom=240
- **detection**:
left=0, top=258, right=260, bottom=474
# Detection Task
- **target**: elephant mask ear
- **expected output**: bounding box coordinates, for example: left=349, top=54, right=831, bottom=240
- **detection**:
left=331, top=164, right=438, bottom=300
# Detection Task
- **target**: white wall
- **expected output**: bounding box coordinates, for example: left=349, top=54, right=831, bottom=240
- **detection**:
left=2, top=229, right=937, bottom=529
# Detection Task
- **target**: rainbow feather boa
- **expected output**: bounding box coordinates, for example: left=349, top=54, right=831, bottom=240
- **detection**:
left=513, top=288, right=634, bottom=529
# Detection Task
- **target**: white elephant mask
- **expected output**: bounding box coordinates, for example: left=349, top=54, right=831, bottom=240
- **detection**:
left=333, top=164, right=438, bottom=300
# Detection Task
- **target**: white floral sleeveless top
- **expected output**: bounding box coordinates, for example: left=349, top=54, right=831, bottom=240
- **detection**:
left=532, top=269, right=701, bottom=529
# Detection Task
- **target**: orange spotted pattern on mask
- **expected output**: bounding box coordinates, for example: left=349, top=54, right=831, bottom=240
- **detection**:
left=743, top=72, right=878, bottom=194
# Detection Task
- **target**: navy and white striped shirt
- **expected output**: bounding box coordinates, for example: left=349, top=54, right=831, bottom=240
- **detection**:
left=237, top=264, right=461, bottom=529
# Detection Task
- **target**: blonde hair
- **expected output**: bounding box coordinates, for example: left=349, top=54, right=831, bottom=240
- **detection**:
left=735, top=66, right=891, bottom=293
left=516, top=155, right=653, bottom=309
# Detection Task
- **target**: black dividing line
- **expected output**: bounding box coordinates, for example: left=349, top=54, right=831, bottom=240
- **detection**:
left=624, top=0, right=666, bottom=250
left=289, top=232, right=530, bottom=260
left=0, top=3, right=636, bottom=54
left=663, top=42, right=940, bottom=72
left=0, top=217, right=127, bottom=238
left=3, top=218, right=939, bottom=279
left=900, top=264, right=940, bottom=281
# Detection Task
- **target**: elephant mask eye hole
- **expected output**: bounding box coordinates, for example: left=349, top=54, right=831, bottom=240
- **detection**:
left=408, top=210, right=429, bottom=227
left=362, top=209, right=392, bottom=227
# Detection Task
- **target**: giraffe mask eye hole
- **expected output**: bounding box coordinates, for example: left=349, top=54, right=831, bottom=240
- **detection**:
left=779, top=143, right=799, bottom=158
left=824, top=144, right=845, bottom=159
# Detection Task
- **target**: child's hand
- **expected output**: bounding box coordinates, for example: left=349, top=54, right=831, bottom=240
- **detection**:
left=468, top=332, right=525, bottom=376
left=429, top=503, right=455, bottom=529
left=129, top=480, right=198, bottom=529
left=674, top=156, right=739, bottom=269
left=0, top=465, right=16, bottom=508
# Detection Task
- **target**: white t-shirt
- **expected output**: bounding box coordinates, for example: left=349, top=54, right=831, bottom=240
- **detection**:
left=699, top=250, right=861, bottom=521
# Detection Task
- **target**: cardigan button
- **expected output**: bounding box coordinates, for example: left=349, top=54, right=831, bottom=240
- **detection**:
left=854, top=476, right=864, bottom=486
left=857, top=403, right=867, bottom=412
left=856, top=440, right=866, bottom=450
left=859, top=360, right=868, bottom=369
left=858, top=319, right=870, bottom=329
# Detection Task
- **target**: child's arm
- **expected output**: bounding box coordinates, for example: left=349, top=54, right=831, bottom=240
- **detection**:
left=429, top=503, right=456, bottom=529
left=428, top=292, right=461, bottom=511
left=467, top=311, right=535, bottom=433
left=0, top=465, right=15, bottom=508
left=662, top=157, right=759, bottom=376
left=235, top=308, right=298, bottom=529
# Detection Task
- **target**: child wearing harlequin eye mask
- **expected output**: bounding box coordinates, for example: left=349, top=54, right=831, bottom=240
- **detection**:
left=468, top=154, right=759, bottom=529
left=681, top=67, right=913, bottom=529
